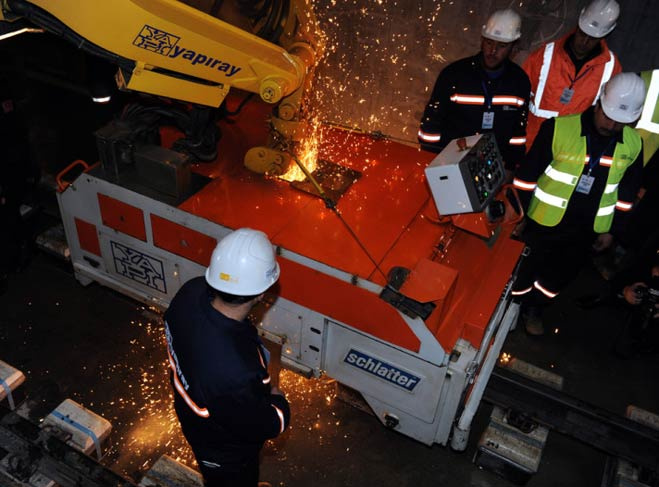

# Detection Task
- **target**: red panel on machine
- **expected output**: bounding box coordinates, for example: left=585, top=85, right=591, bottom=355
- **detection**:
left=151, top=215, right=217, bottom=266
left=432, top=230, right=524, bottom=351
left=98, top=193, right=147, bottom=241
left=74, top=217, right=101, bottom=256
left=278, top=257, right=421, bottom=353
left=461, top=236, right=524, bottom=346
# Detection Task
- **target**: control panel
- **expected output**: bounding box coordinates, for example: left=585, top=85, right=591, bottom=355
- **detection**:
left=424, top=133, right=505, bottom=215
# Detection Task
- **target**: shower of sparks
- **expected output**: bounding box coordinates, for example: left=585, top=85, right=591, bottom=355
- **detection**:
left=276, top=371, right=339, bottom=448
left=74, top=306, right=339, bottom=479
left=276, top=0, right=469, bottom=193
left=307, top=0, right=480, bottom=144
left=279, top=122, right=321, bottom=182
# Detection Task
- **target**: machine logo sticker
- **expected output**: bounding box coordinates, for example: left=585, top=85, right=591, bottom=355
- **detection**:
left=133, top=25, right=242, bottom=77
left=111, top=241, right=167, bottom=293
left=344, top=349, right=421, bottom=392
left=133, top=25, right=180, bottom=56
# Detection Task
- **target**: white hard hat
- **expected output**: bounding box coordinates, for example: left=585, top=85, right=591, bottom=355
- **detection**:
left=600, top=73, right=647, bottom=124
left=205, top=228, right=280, bottom=296
left=482, top=9, right=522, bottom=43
left=579, top=0, right=619, bottom=38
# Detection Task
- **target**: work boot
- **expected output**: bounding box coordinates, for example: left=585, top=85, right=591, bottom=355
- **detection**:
left=521, top=306, right=544, bottom=336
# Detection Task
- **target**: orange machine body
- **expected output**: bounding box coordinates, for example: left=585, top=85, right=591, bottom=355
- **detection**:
left=153, top=97, right=525, bottom=354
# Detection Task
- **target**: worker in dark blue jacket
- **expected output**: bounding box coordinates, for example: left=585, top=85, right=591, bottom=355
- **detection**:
left=164, top=228, right=288, bottom=487
left=418, top=9, right=530, bottom=174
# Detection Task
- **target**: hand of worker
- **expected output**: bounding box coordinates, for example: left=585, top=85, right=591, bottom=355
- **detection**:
left=592, top=233, right=614, bottom=252
left=623, top=282, right=646, bottom=305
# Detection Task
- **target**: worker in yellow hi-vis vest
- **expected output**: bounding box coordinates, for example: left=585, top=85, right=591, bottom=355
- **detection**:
left=637, top=69, right=659, bottom=164
left=511, top=73, right=646, bottom=336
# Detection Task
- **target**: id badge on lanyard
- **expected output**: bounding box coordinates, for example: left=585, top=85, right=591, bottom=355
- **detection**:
left=577, top=135, right=616, bottom=194
left=575, top=173, right=594, bottom=194
left=560, top=87, right=574, bottom=104
left=560, top=67, right=592, bottom=105
left=482, top=111, right=494, bottom=129
left=481, top=79, right=495, bottom=129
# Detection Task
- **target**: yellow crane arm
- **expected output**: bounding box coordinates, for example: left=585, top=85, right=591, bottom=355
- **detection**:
left=1, top=0, right=319, bottom=107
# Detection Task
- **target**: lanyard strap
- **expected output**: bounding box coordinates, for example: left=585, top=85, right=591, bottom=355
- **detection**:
left=585, top=135, right=616, bottom=174
left=568, top=66, right=593, bottom=89
left=481, top=76, right=502, bottom=110
left=481, top=80, right=492, bottom=109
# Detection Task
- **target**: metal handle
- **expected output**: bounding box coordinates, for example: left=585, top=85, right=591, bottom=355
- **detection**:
left=55, top=160, right=90, bottom=192
left=501, top=183, right=524, bottom=225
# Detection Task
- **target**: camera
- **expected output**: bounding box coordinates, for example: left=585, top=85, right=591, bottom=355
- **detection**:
left=635, top=275, right=659, bottom=322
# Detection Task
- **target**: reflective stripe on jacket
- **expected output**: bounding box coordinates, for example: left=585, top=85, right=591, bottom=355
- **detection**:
left=522, top=31, right=621, bottom=150
left=527, top=114, right=641, bottom=232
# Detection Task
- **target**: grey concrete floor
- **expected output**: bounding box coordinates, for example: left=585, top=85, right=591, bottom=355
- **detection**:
left=1, top=247, right=658, bottom=487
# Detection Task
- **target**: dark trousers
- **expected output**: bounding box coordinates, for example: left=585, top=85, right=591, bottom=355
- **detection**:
left=173, top=382, right=263, bottom=487
left=512, top=220, right=594, bottom=307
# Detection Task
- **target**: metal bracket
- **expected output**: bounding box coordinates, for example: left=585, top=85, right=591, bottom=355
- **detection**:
left=379, top=267, right=436, bottom=320
left=379, top=286, right=436, bottom=320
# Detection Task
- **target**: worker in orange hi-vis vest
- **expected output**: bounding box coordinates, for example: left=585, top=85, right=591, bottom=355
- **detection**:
left=522, top=0, right=622, bottom=152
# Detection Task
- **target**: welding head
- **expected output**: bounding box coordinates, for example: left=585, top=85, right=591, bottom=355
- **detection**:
left=482, top=9, right=522, bottom=43
left=205, top=228, right=280, bottom=295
